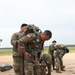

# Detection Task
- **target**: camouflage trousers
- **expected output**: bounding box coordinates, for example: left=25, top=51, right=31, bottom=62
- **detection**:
left=24, top=63, right=34, bottom=75
left=55, top=56, right=63, bottom=71
left=51, top=54, right=55, bottom=69
left=24, top=63, right=47, bottom=75
left=40, top=53, right=52, bottom=75
left=13, top=56, right=47, bottom=75
left=13, top=56, right=24, bottom=75
left=13, top=56, right=34, bottom=75
left=34, top=64, right=46, bottom=75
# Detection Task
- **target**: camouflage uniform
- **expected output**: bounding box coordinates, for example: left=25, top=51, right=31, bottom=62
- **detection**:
left=48, top=44, right=56, bottom=70
left=18, top=33, right=44, bottom=75
left=55, top=45, right=69, bottom=72
left=11, top=32, right=24, bottom=75
left=40, top=53, right=52, bottom=75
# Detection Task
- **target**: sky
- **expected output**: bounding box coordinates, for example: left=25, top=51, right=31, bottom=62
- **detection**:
left=0, top=0, right=75, bottom=48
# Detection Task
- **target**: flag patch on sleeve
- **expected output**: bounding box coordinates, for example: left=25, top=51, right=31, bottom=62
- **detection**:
left=26, top=34, right=31, bottom=38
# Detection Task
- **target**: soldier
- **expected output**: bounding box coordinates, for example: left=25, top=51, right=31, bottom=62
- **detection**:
left=18, top=30, right=52, bottom=75
left=55, top=44, right=69, bottom=73
left=48, top=40, right=57, bottom=70
left=11, top=23, right=28, bottom=75
left=40, top=53, right=52, bottom=75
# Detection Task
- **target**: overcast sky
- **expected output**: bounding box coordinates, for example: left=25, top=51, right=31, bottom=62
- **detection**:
left=0, top=0, right=75, bottom=48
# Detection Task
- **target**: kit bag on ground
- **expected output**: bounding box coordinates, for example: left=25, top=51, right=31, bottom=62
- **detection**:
left=0, top=64, right=13, bottom=72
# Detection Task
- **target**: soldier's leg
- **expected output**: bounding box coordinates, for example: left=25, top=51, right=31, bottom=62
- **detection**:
left=13, top=57, right=23, bottom=75
left=55, top=57, right=62, bottom=73
left=47, top=63, right=51, bottom=75
left=51, top=55, right=55, bottom=70
left=60, top=57, right=65, bottom=71
left=41, top=64, right=46, bottom=75
left=52, top=55, right=55, bottom=70
left=25, top=63, right=34, bottom=75
left=34, top=64, right=41, bottom=75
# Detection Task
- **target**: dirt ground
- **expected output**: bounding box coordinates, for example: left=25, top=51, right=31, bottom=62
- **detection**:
left=0, top=53, right=75, bottom=75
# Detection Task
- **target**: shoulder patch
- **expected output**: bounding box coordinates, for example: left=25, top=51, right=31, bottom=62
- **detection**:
left=26, top=34, right=31, bottom=38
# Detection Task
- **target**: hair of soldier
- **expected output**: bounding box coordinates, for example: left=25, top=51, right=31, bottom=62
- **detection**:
left=44, top=30, right=52, bottom=38
left=52, top=40, right=57, bottom=43
left=21, top=23, right=28, bottom=28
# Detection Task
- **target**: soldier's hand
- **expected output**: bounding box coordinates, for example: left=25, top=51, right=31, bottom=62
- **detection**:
left=24, top=52, right=30, bottom=61
left=18, top=45, right=25, bottom=54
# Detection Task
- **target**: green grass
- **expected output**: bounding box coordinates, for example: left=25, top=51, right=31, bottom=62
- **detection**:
left=0, top=49, right=13, bottom=55
left=43, top=47, right=75, bottom=53
left=0, top=47, right=75, bottom=55
left=43, top=47, right=49, bottom=53
left=68, top=47, right=75, bottom=53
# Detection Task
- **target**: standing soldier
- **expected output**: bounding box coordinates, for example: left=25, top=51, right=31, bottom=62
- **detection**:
left=11, top=23, right=28, bottom=75
left=18, top=30, right=52, bottom=75
left=48, top=40, right=57, bottom=70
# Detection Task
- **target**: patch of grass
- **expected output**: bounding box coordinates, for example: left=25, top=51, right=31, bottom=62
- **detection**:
left=43, top=47, right=49, bottom=53
left=43, top=47, right=75, bottom=53
left=0, top=49, right=12, bottom=55
left=68, top=47, right=75, bottom=53
left=0, top=47, right=75, bottom=55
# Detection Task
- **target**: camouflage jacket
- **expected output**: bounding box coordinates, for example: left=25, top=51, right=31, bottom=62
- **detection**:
left=55, top=45, right=69, bottom=57
left=11, top=32, right=22, bottom=56
left=11, top=32, right=20, bottom=47
left=48, top=44, right=56, bottom=55
left=40, top=53, right=52, bottom=64
left=18, top=33, right=44, bottom=55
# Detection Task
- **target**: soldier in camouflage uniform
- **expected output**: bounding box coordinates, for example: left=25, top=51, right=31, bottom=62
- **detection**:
left=11, top=23, right=28, bottom=75
left=40, top=53, right=52, bottom=75
left=18, top=30, right=52, bottom=75
left=48, top=40, right=57, bottom=70
left=55, top=44, right=69, bottom=73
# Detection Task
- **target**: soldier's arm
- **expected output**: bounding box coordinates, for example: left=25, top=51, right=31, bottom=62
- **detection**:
left=48, top=45, right=51, bottom=54
left=18, top=33, right=36, bottom=61
left=18, top=33, right=36, bottom=53
left=11, top=32, right=19, bottom=47
left=48, top=45, right=55, bottom=54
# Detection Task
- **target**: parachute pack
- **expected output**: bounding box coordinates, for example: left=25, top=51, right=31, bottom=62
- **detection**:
left=25, top=24, right=42, bottom=35
left=19, top=24, right=42, bottom=39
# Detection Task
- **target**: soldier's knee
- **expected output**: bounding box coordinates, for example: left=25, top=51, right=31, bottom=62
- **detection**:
left=13, top=64, right=22, bottom=72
